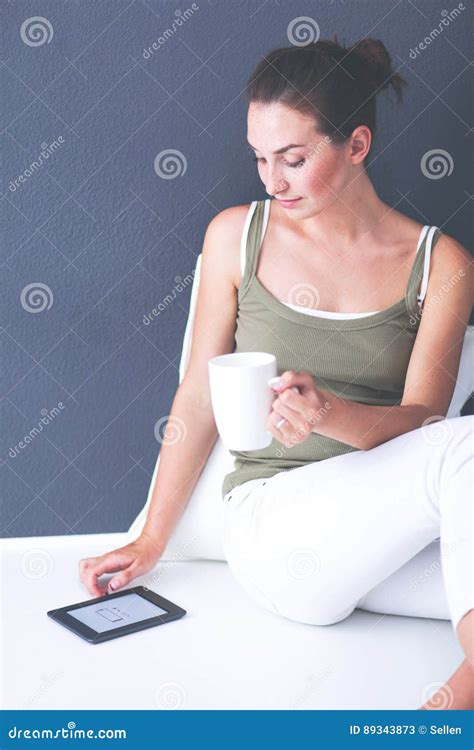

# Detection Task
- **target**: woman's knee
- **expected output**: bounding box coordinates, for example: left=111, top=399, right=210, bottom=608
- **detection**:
left=440, top=415, right=473, bottom=473
left=226, top=557, right=355, bottom=625
left=273, top=592, right=356, bottom=626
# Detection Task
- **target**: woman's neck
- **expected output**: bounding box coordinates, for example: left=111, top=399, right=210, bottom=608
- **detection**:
left=283, top=174, right=391, bottom=255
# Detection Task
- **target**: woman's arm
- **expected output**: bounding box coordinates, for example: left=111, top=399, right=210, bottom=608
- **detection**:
left=79, top=205, right=249, bottom=595
left=269, top=234, right=473, bottom=451
left=139, top=206, right=247, bottom=548
left=80, top=384, right=221, bottom=597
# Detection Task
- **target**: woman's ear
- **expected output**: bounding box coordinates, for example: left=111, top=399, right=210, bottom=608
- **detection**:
left=350, top=125, right=372, bottom=165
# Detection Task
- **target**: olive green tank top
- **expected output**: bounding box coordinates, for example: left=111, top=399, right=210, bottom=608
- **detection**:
left=221, top=199, right=442, bottom=498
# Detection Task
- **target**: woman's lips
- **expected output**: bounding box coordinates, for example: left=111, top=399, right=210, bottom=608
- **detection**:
left=277, top=197, right=302, bottom=208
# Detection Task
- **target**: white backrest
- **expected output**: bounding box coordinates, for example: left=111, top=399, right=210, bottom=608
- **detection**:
left=179, top=254, right=203, bottom=384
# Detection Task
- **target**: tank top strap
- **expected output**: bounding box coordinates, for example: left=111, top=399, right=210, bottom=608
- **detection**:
left=238, top=199, right=271, bottom=302
left=406, top=225, right=443, bottom=318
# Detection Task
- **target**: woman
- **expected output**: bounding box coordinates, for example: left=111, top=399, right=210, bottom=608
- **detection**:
left=79, top=37, right=473, bottom=709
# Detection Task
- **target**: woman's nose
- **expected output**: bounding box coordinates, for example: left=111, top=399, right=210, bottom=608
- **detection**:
left=266, top=167, right=288, bottom=196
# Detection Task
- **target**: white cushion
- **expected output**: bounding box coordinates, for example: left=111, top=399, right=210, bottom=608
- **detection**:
left=446, top=324, right=474, bottom=418
left=0, top=533, right=460, bottom=709
left=127, top=436, right=233, bottom=560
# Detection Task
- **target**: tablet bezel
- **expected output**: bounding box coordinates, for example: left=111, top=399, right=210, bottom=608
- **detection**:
left=47, top=585, right=186, bottom=643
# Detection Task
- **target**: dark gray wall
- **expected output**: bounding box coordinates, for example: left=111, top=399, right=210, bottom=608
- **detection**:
left=2, top=1, right=472, bottom=537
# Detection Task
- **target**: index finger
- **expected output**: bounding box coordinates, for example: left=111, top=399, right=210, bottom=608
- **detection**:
left=277, top=386, right=302, bottom=411
left=81, top=553, right=132, bottom=597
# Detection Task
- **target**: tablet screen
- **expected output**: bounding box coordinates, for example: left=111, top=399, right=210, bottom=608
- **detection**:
left=68, top=592, right=168, bottom=633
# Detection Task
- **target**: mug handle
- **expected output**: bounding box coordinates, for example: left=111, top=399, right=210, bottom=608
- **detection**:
left=267, top=377, right=300, bottom=395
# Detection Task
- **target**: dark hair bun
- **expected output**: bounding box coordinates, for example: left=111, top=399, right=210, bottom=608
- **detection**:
left=245, top=34, right=408, bottom=158
left=348, top=38, right=405, bottom=100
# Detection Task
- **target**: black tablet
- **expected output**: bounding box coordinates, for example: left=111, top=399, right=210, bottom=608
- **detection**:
left=47, top=586, right=186, bottom=643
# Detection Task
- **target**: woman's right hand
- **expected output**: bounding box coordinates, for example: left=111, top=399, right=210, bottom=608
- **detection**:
left=78, top=532, right=163, bottom=597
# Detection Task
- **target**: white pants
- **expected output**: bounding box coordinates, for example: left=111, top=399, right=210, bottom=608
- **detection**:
left=222, top=415, right=473, bottom=633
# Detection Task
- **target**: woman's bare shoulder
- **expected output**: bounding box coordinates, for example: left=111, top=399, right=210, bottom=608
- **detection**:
left=383, top=210, right=426, bottom=247
left=209, top=202, right=252, bottom=233
left=376, top=210, right=435, bottom=265
left=206, top=203, right=252, bottom=288
left=388, top=212, right=470, bottom=265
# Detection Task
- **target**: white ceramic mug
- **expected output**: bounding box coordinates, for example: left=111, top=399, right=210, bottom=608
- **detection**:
left=208, top=352, right=277, bottom=451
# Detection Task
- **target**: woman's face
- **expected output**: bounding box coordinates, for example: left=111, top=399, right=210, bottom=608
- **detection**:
left=247, top=101, right=356, bottom=218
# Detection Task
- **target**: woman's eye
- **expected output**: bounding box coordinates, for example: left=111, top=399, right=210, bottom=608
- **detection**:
left=251, top=156, right=305, bottom=168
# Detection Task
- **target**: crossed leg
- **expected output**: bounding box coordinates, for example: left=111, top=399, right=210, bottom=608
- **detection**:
left=222, top=415, right=473, bottom=706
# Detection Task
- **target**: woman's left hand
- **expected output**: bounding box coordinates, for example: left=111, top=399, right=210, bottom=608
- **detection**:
left=266, top=370, right=329, bottom=446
